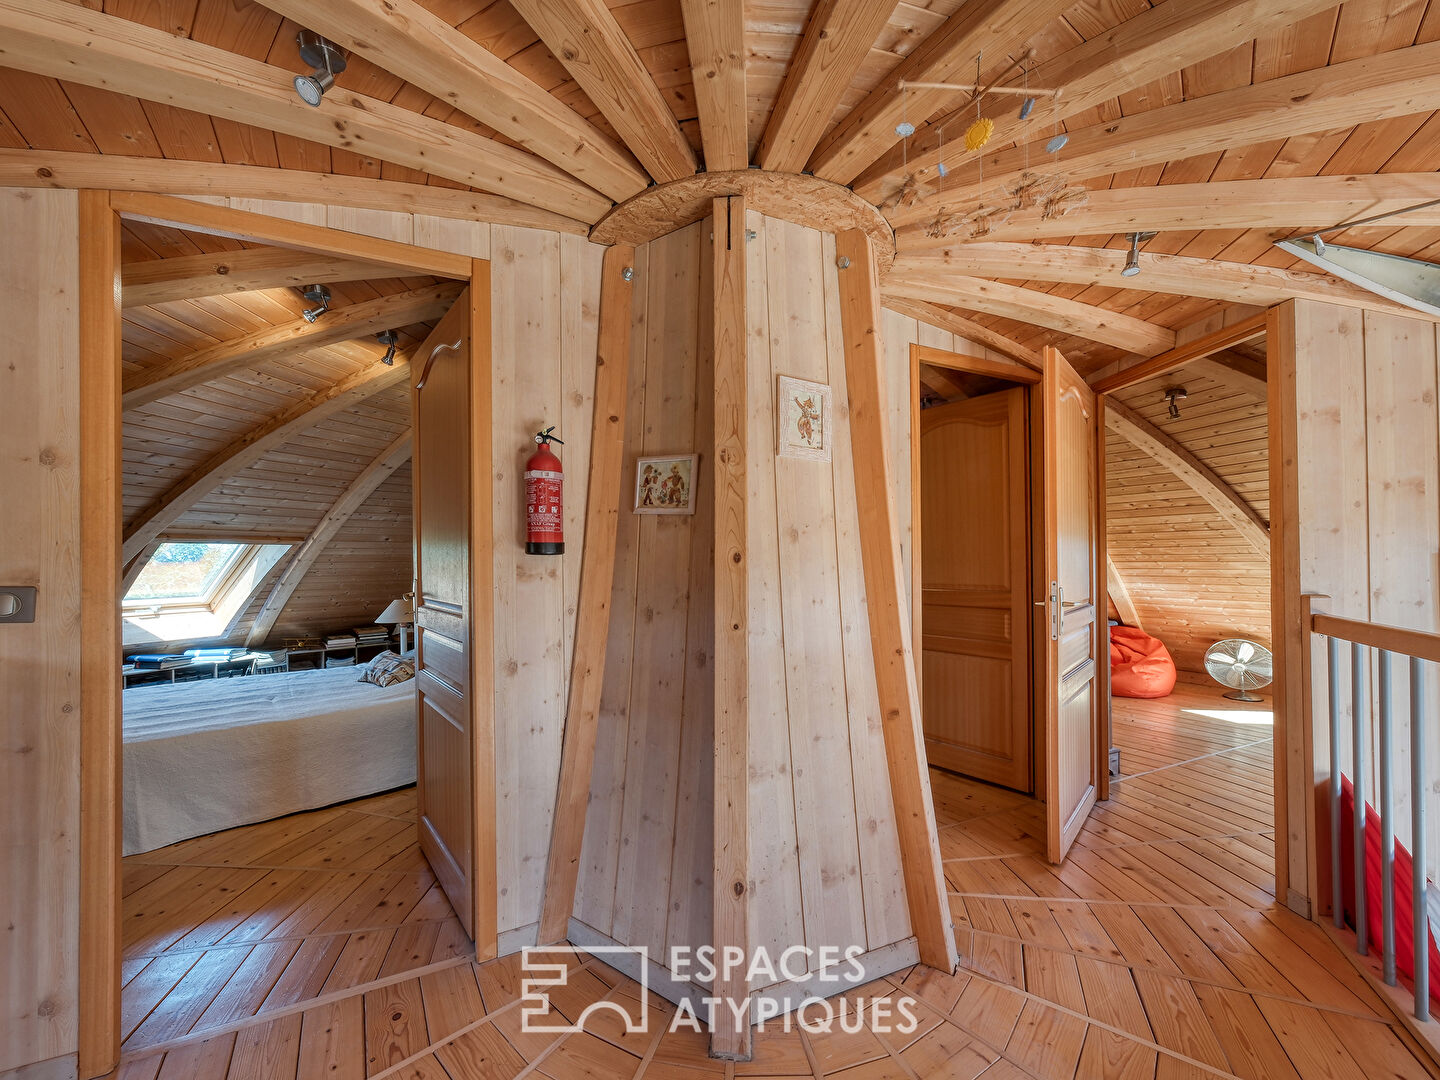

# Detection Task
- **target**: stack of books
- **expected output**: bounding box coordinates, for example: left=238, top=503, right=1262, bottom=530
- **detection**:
left=354, top=625, right=389, bottom=646
left=128, top=653, right=190, bottom=670
left=325, top=633, right=358, bottom=649
left=183, top=647, right=248, bottom=663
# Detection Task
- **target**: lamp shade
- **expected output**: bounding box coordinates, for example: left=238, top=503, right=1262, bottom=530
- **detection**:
left=376, top=597, right=413, bottom=624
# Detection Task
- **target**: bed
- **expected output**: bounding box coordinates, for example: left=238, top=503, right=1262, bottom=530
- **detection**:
left=123, top=664, right=416, bottom=855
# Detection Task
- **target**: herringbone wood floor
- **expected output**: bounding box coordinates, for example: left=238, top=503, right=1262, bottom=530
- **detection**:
left=108, top=684, right=1436, bottom=1079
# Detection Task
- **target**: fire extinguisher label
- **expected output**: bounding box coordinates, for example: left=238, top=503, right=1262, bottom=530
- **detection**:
left=525, top=470, right=564, bottom=536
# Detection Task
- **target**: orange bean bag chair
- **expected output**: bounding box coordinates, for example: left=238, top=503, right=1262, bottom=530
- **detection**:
left=1109, top=624, right=1177, bottom=698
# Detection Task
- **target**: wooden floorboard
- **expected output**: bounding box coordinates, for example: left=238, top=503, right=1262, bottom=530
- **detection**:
left=109, top=688, right=1437, bottom=1079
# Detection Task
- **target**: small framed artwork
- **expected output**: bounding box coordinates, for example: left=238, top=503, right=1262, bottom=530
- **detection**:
left=634, top=454, right=699, bottom=515
left=777, top=375, right=832, bottom=461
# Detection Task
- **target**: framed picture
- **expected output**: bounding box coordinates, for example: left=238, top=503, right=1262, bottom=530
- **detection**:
left=776, top=375, right=832, bottom=461
left=634, top=454, right=699, bottom=515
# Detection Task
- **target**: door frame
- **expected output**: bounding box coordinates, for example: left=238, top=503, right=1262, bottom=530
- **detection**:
left=78, top=193, right=493, bottom=1079
left=908, top=343, right=1043, bottom=791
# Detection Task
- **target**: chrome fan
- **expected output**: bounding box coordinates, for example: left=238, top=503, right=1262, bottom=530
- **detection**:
left=1204, top=639, right=1273, bottom=702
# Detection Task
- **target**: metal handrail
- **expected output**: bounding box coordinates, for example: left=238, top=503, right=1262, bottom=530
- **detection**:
left=1314, top=614, right=1432, bottom=1021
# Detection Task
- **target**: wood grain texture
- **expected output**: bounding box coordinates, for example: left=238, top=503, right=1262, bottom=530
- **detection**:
left=0, top=149, right=590, bottom=237
left=507, top=0, right=698, bottom=183
left=0, top=0, right=611, bottom=221
left=78, top=187, right=123, bottom=1080
left=1091, top=314, right=1267, bottom=395
left=121, top=248, right=398, bottom=309
left=883, top=298, right=1041, bottom=369
left=537, top=244, right=636, bottom=946
left=243, top=432, right=413, bottom=649
left=835, top=226, right=957, bottom=975
left=679, top=0, right=746, bottom=171
left=710, top=196, right=749, bottom=1060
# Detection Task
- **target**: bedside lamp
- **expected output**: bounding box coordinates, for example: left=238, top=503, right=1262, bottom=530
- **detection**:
left=377, top=595, right=414, bottom=654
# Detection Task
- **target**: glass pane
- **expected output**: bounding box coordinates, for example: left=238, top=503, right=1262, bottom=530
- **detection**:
left=126, top=542, right=247, bottom=602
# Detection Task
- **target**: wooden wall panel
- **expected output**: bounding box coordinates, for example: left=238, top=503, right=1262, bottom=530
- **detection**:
left=572, top=222, right=716, bottom=963
left=1103, top=369, right=1271, bottom=675
left=489, top=226, right=605, bottom=945
left=0, top=187, right=81, bottom=1075
left=1277, top=299, right=1440, bottom=907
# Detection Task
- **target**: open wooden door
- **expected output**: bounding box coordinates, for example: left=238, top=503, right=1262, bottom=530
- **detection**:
left=919, top=388, right=1032, bottom=791
left=411, top=282, right=494, bottom=947
left=1040, top=347, right=1103, bottom=863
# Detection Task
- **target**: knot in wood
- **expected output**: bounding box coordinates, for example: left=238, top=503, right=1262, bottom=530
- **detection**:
left=733, top=880, right=745, bottom=897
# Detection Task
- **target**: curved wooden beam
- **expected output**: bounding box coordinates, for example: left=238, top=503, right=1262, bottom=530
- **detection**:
left=244, top=432, right=414, bottom=649
left=122, top=283, right=461, bottom=410
left=0, top=0, right=611, bottom=222
left=883, top=273, right=1176, bottom=355
left=123, top=249, right=399, bottom=309
left=508, top=0, right=698, bottom=183
left=1106, top=555, right=1143, bottom=630
left=854, top=0, right=1339, bottom=201
left=122, top=353, right=411, bottom=563
left=1091, top=314, right=1265, bottom=394
left=256, top=0, right=647, bottom=203
left=1104, top=397, right=1269, bottom=556
left=890, top=245, right=1423, bottom=318
left=0, top=150, right=590, bottom=237
left=886, top=39, right=1440, bottom=228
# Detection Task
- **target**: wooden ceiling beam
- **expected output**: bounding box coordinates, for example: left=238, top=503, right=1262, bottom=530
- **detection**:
left=1189, top=352, right=1267, bottom=399
left=1105, top=398, right=1269, bottom=557
left=886, top=39, right=1440, bottom=228
left=122, top=282, right=461, bottom=410
left=754, top=0, right=896, bottom=173
left=244, top=431, right=413, bottom=649
left=883, top=273, right=1176, bottom=355
left=806, top=0, right=1075, bottom=185
left=122, top=357, right=411, bottom=563
left=890, top=244, right=1425, bottom=316
left=256, top=0, right=646, bottom=202
left=1091, top=314, right=1265, bottom=394
left=680, top=0, right=747, bottom=171
left=0, top=0, right=611, bottom=222
left=895, top=174, right=1440, bottom=248
left=881, top=296, right=1042, bottom=368
left=110, top=192, right=471, bottom=278
left=509, top=0, right=698, bottom=183
left=0, top=149, right=590, bottom=237
left=1106, top=555, right=1143, bottom=630
left=122, top=248, right=399, bottom=308
left=855, top=0, right=1338, bottom=201
left=917, top=364, right=971, bottom=401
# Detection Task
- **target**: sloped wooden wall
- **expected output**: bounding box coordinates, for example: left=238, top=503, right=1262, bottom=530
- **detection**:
left=572, top=220, right=716, bottom=965
left=1104, top=371, right=1270, bottom=675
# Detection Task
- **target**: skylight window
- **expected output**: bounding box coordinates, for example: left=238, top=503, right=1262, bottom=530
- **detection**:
left=125, top=542, right=249, bottom=607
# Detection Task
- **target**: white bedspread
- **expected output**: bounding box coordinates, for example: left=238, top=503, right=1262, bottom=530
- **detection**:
left=123, top=666, right=416, bottom=855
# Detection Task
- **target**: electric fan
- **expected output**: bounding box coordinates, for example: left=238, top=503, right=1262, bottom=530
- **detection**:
left=1204, top=639, right=1273, bottom=702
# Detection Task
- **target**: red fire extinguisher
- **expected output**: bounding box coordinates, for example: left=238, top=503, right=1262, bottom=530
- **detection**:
left=525, top=426, right=564, bottom=555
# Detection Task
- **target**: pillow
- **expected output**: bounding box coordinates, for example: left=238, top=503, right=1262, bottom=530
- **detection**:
left=358, top=650, right=415, bottom=687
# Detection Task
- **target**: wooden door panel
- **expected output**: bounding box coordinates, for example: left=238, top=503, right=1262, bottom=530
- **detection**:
left=919, top=388, right=1031, bottom=791
left=412, top=294, right=478, bottom=936
left=1042, top=348, right=1101, bottom=863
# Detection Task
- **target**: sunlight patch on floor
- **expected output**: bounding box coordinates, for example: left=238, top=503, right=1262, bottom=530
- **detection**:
left=1182, top=706, right=1274, bottom=725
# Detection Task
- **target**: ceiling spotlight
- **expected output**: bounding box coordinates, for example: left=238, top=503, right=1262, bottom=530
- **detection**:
left=293, top=30, right=347, bottom=107
left=1120, top=232, right=1157, bottom=278
left=300, top=284, right=331, bottom=322
left=377, top=329, right=399, bottom=366
left=1164, top=386, right=1188, bottom=419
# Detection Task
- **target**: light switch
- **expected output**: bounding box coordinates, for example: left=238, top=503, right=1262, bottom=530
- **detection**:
left=0, top=587, right=36, bottom=623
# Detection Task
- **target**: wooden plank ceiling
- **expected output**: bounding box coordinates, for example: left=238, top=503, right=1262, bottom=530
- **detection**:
left=3, top=0, right=1440, bottom=375
left=121, top=220, right=432, bottom=644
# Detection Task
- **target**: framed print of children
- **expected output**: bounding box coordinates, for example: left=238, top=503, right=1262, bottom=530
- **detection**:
left=634, top=454, right=698, bottom=515
left=777, top=375, right=833, bottom=462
